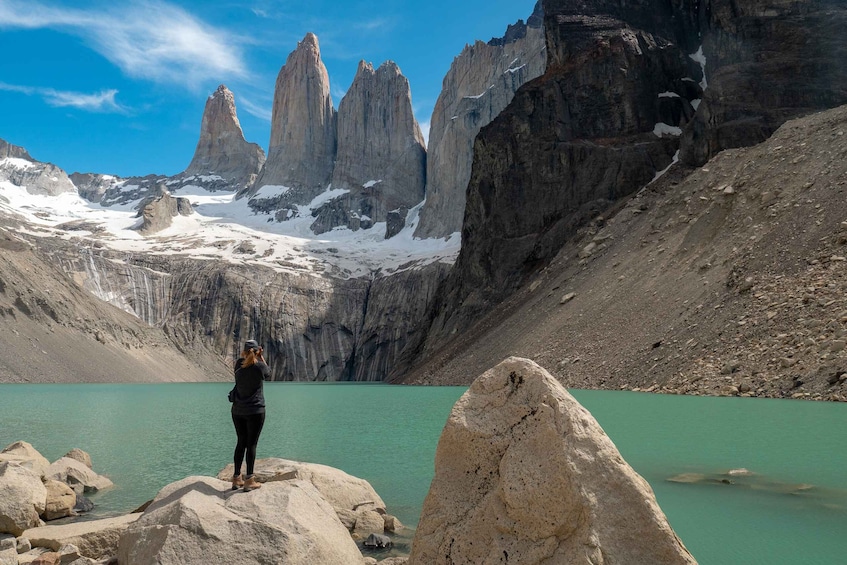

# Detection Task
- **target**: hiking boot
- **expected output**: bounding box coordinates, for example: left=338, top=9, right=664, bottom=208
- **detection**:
left=231, top=474, right=244, bottom=490
left=243, top=476, right=262, bottom=492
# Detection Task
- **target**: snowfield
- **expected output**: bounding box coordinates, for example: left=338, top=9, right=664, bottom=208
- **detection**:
left=0, top=174, right=460, bottom=279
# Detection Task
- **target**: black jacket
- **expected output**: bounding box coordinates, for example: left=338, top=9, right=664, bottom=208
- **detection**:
left=231, top=359, right=270, bottom=416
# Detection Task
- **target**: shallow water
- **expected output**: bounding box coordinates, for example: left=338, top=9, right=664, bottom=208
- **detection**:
left=1, top=383, right=845, bottom=564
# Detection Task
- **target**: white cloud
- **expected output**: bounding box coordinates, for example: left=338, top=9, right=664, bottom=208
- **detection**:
left=0, top=0, right=247, bottom=89
left=239, top=95, right=273, bottom=122
left=0, top=81, right=126, bottom=113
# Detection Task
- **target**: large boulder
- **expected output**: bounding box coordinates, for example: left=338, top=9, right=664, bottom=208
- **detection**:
left=217, top=458, right=386, bottom=516
left=23, top=514, right=139, bottom=560
left=0, top=462, right=46, bottom=536
left=41, top=480, right=76, bottom=521
left=0, top=442, right=51, bottom=478
left=61, top=450, right=92, bottom=470
left=117, top=476, right=365, bottom=565
left=43, top=458, right=113, bottom=495
left=408, top=357, right=697, bottom=565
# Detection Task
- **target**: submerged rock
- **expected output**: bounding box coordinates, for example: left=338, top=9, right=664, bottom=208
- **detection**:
left=408, top=357, right=697, bottom=565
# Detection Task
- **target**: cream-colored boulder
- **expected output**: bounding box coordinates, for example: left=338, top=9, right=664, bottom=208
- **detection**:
left=217, top=458, right=385, bottom=516
left=118, top=476, right=365, bottom=565
left=408, top=357, right=698, bottom=565
left=23, top=514, right=138, bottom=559
left=352, top=509, right=385, bottom=536
left=42, top=480, right=76, bottom=521
left=43, top=458, right=112, bottom=495
left=0, top=442, right=50, bottom=478
left=61, top=450, right=92, bottom=470
left=0, top=463, right=46, bottom=536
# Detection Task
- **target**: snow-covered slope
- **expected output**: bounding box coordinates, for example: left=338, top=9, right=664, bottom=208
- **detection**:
left=0, top=152, right=459, bottom=280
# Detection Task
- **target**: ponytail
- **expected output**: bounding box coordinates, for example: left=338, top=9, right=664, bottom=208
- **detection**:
left=239, top=349, right=258, bottom=369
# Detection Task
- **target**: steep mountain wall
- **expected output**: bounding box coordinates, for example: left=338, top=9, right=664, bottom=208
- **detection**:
left=404, top=0, right=696, bottom=361
left=184, top=85, right=265, bottom=188
left=252, top=33, right=337, bottom=204
left=680, top=0, right=847, bottom=165
left=47, top=248, right=450, bottom=382
left=396, top=0, right=847, bottom=387
left=313, top=61, right=426, bottom=234
left=415, top=1, right=547, bottom=239
left=0, top=224, right=222, bottom=383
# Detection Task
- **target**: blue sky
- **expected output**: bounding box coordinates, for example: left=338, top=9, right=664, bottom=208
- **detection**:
left=0, top=0, right=539, bottom=178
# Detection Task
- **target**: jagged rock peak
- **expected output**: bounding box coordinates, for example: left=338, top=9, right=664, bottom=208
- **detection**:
left=0, top=139, right=33, bottom=161
left=184, top=84, right=265, bottom=186
left=414, top=3, right=546, bottom=239
left=0, top=138, right=76, bottom=196
left=489, top=0, right=544, bottom=46
left=253, top=32, right=337, bottom=200
left=314, top=58, right=425, bottom=234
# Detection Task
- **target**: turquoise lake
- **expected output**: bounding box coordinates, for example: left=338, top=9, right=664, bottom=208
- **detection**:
left=1, top=383, right=845, bottom=564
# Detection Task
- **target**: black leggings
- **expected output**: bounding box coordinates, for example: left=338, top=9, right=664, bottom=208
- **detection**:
left=232, top=412, right=265, bottom=477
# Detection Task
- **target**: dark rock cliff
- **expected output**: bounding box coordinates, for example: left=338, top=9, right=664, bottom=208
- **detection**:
left=395, top=0, right=847, bottom=377
left=680, top=0, right=847, bottom=164
left=50, top=249, right=450, bottom=382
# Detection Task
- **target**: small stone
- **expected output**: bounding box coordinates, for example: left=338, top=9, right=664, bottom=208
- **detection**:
left=781, top=357, right=797, bottom=368
left=738, top=382, right=752, bottom=393
left=31, top=552, right=62, bottom=565
left=830, top=340, right=846, bottom=353
left=16, top=537, right=30, bottom=554
left=721, top=361, right=741, bottom=374
left=382, top=514, right=403, bottom=532
left=559, top=292, right=576, bottom=304
left=579, top=242, right=597, bottom=259
left=0, top=536, right=13, bottom=552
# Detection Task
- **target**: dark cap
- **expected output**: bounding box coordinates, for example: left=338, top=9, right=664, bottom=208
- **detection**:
left=244, top=339, right=260, bottom=351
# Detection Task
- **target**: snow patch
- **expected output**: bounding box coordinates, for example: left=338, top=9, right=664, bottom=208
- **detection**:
left=505, top=64, right=526, bottom=74
left=1, top=157, right=35, bottom=170
left=363, top=180, right=382, bottom=189
left=252, top=184, right=291, bottom=199
left=653, top=123, right=683, bottom=137
left=649, top=150, right=681, bottom=185
left=689, top=46, right=708, bottom=90
left=658, top=91, right=681, bottom=98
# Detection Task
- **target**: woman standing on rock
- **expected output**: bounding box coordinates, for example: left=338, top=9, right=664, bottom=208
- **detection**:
left=229, top=339, right=270, bottom=491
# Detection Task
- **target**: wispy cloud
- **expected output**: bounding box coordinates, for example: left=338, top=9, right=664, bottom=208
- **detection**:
left=239, top=95, right=273, bottom=122
left=330, top=83, right=348, bottom=105
left=352, top=17, right=393, bottom=32
left=0, top=0, right=247, bottom=90
left=0, top=81, right=127, bottom=113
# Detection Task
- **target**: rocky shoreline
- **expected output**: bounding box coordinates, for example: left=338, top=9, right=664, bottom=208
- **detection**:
left=1, top=358, right=699, bottom=565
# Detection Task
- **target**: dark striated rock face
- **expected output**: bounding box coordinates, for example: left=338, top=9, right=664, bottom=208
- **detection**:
left=397, top=0, right=847, bottom=379
left=414, top=1, right=547, bottom=239
left=184, top=85, right=265, bottom=188
left=411, top=0, right=695, bottom=349
left=253, top=33, right=337, bottom=203
left=52, top=249, right=451, bottom=382
left=680, top=0, right=847, bottom=164
left=313, top=61, right=426, bottom=234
